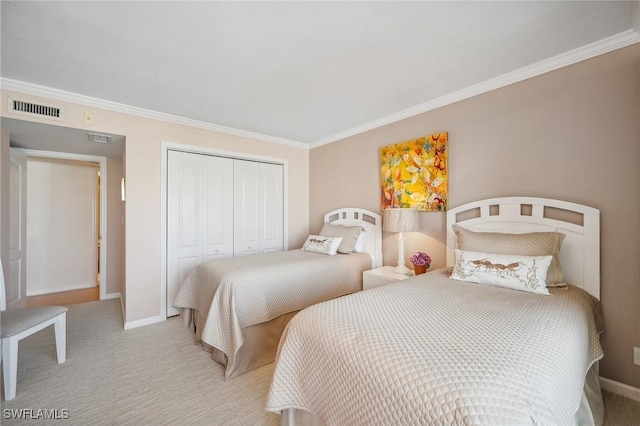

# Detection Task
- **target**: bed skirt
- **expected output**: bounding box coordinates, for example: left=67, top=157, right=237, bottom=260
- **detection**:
left=188, top=308, right=298, bottom=379
left=279, top=362, right=604, bottom=426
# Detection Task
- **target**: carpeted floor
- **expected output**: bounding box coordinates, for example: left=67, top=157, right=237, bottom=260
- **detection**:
left=1, top=299, right=639, bottom=425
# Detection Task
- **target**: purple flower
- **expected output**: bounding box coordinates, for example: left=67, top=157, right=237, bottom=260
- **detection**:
left=410, top=251, right=431, bottom=267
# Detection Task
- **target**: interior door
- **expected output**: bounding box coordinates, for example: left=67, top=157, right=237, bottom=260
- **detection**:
left=8, top=148, right=27, bottom=309
left=234, top=160, right=283, bottom=256
left=233, top=160, right=259, bottom=256
left=167, top=150, right=234, bottom=317
left=259, top=162, right=284, bottom=253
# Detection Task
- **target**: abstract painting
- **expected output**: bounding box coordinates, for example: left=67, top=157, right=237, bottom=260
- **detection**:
left=380, top=132, right=448, bottom=211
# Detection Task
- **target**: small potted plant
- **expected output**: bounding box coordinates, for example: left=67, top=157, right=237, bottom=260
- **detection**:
left=410, top=251, right=431, bottom=275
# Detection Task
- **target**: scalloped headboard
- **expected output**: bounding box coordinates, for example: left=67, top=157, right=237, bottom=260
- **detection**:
left=324, top=208, right=383, bottom=268
left=446, top=197, right=600, bottom=299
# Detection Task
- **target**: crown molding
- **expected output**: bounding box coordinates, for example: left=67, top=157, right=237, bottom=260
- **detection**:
left=0, top=78, right=309, bottom=150
left=310, top=28, right=640, bottom=149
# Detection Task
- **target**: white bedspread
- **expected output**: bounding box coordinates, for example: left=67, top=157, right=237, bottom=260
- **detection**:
left=173, top=249, right=371, bottom=379
left=266, top=268, right=604, bottom=425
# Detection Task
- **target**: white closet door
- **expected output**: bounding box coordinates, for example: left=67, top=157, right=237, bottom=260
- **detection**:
left=167, top=150, right=233, bottom=317
left=259, top=162, right=284, bottom=253
left=203, top=156, right=234, bottom=261
left=234, top=160, right=283, bottom=256
left=233, top=160, right=260, bottom=256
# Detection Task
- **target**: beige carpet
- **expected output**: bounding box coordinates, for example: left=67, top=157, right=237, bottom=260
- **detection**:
left=1, top=299, right=639, bottom=425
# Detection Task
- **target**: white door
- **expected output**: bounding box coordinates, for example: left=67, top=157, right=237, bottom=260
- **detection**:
left=167, top=150, right=233, bottom=317
left=234, top=160, right=283, bottom=256
left=258, top=162, right=284, bottom=253
left=7, top=148, right=27, bottom=309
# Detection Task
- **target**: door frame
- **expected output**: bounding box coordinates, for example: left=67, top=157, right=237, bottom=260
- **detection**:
left=20, top=149, right=108, bottom=301
left=160, top=140, right=289, bottom=319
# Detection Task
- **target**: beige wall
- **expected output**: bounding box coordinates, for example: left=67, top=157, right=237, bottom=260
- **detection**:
left=106, top=156, right=123, bottom=296
left=310, top=44, right=640, bottom=388
left=0, top=90, right=310, bottom=326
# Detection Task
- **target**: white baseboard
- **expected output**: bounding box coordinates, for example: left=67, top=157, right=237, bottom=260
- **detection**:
left=27, top=283, right=97, bottom=296
left=600, top=376, right=640, bottom=402
left=102, top=291, right=121, bottom=300
left=123, top=314, right=165, bottom=330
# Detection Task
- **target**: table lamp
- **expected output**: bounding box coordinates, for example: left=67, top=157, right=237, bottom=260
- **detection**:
left=383, top=208, right=419, bottom=274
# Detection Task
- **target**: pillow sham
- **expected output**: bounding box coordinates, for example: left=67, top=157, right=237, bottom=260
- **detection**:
left=319, top=223, right=364, bottom=254
left=301, top=235, right=343, bottom=256
left=353, top=230, right=367, bottom=253
left=451, top=249, right=552, bottom=295
left=452, top=225, right=566, bottom=287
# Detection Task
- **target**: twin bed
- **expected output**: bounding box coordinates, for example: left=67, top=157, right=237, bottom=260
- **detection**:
left=173, top=207, right=383, bottom=379
left=266, top=197, right=604, bottom=425
left=174, top=196, right=604, bottom=425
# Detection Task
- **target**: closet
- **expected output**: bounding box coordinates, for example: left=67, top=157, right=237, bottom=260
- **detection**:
left=166, top=150, right=284, bottom=316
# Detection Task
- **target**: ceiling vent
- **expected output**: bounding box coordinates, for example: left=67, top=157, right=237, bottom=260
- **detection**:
left=8, top=97, right=64, bottom=121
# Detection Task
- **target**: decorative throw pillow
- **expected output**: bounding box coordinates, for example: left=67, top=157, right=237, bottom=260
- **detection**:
left=451, top=249, right=552, bottom=295
left=319, top=223, right=364, bottom=254
left=301, top=235, right=343, bottom=256
left=453, top=225, right=566, bottom=287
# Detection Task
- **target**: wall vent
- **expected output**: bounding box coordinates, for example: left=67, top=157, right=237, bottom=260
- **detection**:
left=8, top=97, right=64, bottom=121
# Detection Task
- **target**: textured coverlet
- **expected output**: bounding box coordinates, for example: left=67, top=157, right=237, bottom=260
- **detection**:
left=266, top=269, right=604, bottom=425
left=173, top=250, right=371, bottom=379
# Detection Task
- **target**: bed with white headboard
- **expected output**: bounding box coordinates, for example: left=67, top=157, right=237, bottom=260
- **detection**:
left=173, top=207, right=381, bottom=380
left=267, top=197, right=604, bottom=426
left=446, top=196, right=600, bottom=298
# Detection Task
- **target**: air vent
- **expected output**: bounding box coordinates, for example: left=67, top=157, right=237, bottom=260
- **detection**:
left=8, top=97, right=64, bottom=121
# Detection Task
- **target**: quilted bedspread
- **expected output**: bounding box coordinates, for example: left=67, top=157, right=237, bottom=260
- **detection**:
left=173, top=249, right=371, bottom=378
left=266, top=268, right=603, bottom=425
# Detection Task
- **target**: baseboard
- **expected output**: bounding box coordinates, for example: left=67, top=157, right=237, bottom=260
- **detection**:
left=123, top=314, right=165, bottom=330
left=27, top=283, right=97, bottom=296
left=600, top=376, right=640, bottom=402
left=102, top=292, right=121, bottom=300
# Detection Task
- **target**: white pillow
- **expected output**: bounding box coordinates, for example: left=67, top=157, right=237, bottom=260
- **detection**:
left=450, top=249, right=552, bottom=295
left=301, top=235, right=343, bottom=256
left=353, top=230, right=367, bottom=253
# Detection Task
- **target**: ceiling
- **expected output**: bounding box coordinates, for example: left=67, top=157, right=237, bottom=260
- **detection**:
left=1, top=1, right=639, bottom=150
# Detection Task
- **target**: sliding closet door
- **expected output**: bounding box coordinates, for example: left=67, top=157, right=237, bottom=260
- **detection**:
left=233, top=160, right=283, bottom=256
left=167, top=150, right=233, bottom=317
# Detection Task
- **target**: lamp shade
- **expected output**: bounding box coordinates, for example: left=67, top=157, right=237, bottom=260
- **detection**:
left=383, top=208, right=419, bottom=233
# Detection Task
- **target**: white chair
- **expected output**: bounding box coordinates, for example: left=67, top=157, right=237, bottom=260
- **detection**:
left=0, top=259, right=68, bottom=400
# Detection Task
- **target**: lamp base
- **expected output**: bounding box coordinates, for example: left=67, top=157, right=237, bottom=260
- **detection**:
left=392, top=264, right=412, bottom=275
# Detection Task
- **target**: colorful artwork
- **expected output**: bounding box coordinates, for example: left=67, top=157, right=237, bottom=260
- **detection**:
left=380, top=132, right=448, bottom=211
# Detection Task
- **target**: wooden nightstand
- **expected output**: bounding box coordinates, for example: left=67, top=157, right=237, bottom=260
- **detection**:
left=363, top=266, right=413, bottom=290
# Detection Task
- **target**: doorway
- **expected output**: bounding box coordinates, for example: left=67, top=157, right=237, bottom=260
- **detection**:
left=25, top=157, right=101, bottom=307
left=19, top=149, right=108, bottom=303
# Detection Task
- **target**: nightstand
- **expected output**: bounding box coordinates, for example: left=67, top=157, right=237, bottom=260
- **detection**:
left=363, top=266, right=413, bottom=290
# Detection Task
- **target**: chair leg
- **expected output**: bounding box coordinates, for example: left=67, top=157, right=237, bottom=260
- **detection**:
left=54, top=313, right=66, bottom=363
left=2, top=336, right=18, bottom=400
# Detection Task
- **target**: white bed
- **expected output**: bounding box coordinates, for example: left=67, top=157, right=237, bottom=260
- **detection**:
left=173, top=207, right=382, bottom=379
left=266, top=197, right=604, bottom=425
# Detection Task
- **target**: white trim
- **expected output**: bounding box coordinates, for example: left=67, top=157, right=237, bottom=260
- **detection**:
left=18, top=149, right=108, bottom=301
left=27, top=283, right=97, bottom=297
left=103, top=291, right=121, bottom=301
left=0, top=78, right=308, bottom=150
left=123, top=314, right=165, bottom=331
left=600, top=377, right=640, bottom=403
left=159, top=140, right=289, bottom=320
left=310, top=29, right=640, bottom=149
